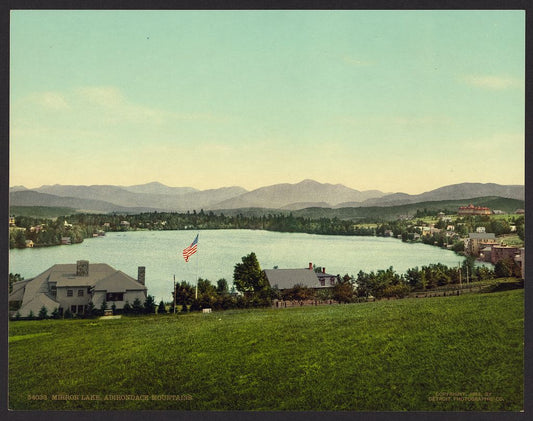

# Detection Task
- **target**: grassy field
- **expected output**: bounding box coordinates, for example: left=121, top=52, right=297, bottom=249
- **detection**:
left=498, top=234, right=525, bottom=247
left=9, top=289, right=523, bottom=411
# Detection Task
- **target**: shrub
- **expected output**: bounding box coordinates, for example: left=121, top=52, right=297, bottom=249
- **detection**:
left=38, top=306, right=48, bottom=319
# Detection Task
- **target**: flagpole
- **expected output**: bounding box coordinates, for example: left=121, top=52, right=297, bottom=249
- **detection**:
left=195, top=232, right=199, bottom=300
left=173, top=275, right=176, bottom=314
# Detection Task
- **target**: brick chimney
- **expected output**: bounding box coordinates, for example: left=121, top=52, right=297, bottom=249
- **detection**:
left=76, top=260, right=89, bottom=277
left=138, top=266, right=146, bottom=285
left=322, top=267, right=326, bottom=274
left=309, top=262, right=313, bottom=270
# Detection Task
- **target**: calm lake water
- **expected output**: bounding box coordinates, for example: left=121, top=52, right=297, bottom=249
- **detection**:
left=9, top=230, right=467, bottom=302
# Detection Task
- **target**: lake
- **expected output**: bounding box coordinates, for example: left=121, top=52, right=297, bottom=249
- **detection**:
left=9, top=230, right=468, bottom=302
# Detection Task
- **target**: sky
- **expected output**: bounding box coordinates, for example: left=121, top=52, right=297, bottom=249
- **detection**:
left=10, top=10, right=525, bottom=194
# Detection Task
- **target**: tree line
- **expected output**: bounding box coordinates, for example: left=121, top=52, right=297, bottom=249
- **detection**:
left=9, top=211, right=524, bottom=252
left=9, top=250, right=522, bottom=321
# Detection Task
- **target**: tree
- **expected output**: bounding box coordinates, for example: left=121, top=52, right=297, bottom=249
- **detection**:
left=64, top=308, right=73, bottom=319
left=51, top=307, right=60, bottom=319
left=38, top=306, right=48, bottom=319
left=143, top=295, right=156, bottom=314
left=158, top=300, right=167, bottom=314
left=332, top=275, right=354, bottom=303
left=14, top=230, right=26, bottom=249
left=181, top=303, right=188, bottom=313
left=216, top=278, right=229, bottom=295
left=111, top=303, right=117, bottom=314
left=132, top=298, right=144, bottom=315
left=197, top=278, right=216, bottom=296
left=123, top=301, right=132, bottom=315
left=100, top=299, right=108, bottom=315
left=233, top=252, right=268, bottom=295
left=28, top=310, right=35, bottom=320
left=189, top=299, right=201, bottom=312
left=174, top=281, right=194, bottom=306
left=405, top=267, right=426, bottom=290
left=86, top=301, right=97, bottom=317
left=282, top=284, right=315, bottom=301
left=9, top=273, right=24, bottom=294
left=494, top=258, right=520, bottom=278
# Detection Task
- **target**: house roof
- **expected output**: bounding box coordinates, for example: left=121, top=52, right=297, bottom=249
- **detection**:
left=317, top=271, right=337, bottom=279
left=9, top=278, right=32, bottom=302
left=264, top=269, right=322, bottom=290
left=17, top=293, right=59, bottom=318
left=48, top=263, right=117, bottom=286
left=93, top=270, right=147, bottom=292
left=468, top=233, right=496, bottom=240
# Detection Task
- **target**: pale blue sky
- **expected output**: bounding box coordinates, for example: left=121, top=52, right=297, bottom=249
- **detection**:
left=10, top=10, right=525, bottom=193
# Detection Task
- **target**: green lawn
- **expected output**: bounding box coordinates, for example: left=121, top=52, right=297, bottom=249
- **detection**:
left=9, top=289, right=523, bottom=411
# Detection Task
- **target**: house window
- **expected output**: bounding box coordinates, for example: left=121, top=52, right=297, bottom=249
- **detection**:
left=70, top=305, right=77, bottom=313
left=77, top=305, right=84, bottom=314
left=50, top=286, right=57, bottom=297
left=320, top=279, right=325, bottom=286
left=330, top=278, right=335, bottom=286
left=67, top=290, right=73, bottom=297
left=106, top=292, right=124, bottom=301
left=77, top=289, right=84, bottom=297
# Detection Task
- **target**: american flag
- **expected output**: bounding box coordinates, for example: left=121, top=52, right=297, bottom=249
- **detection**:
left=182, top=234, right=199, bottom=262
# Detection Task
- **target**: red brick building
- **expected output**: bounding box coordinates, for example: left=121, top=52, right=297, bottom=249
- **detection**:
left=458, top=204, right=491, bottom=216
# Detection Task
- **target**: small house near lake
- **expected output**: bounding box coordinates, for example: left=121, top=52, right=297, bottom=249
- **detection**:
left=9, top=260, right=147, bottom=318
left=264, top=262, right=339, bottom=291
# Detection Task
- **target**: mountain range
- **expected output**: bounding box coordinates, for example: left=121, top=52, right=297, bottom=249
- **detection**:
left=9, top=180, right=525, bottom=214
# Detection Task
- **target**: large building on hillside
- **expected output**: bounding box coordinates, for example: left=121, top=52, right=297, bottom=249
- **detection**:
left=264, top=263, right=339, bottom=290
left=457, top=204, right=492, bottom=216
left=9, top=260, right=147, bottom=318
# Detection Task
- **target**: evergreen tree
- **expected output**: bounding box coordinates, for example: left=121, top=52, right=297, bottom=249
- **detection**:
left=38, top=306, right=48, bottom=319
left=100, top=299, right=108, bottom=315
left=86, top=301, right=97, bottom=317
left=123, top=301, right=132, bottom=315
left=181, top=303, right=188, bottom=313
left=51, top=307, right=60, bottom=319
left=132, top=298, right=143, bottom=315
left=158, top=300, right=167, bottom=314
left=28, top=310, right=35, bottom=320
left=64, top=308, right=73, bottom=319
left=143, top=295, right=156, bottom=314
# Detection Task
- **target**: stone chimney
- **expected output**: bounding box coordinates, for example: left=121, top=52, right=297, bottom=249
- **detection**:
left=76, top=260, right=89, bottom=277
left=309, top=262, right=313, bottom=270
left=138, top=266, right=146, bottom=285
